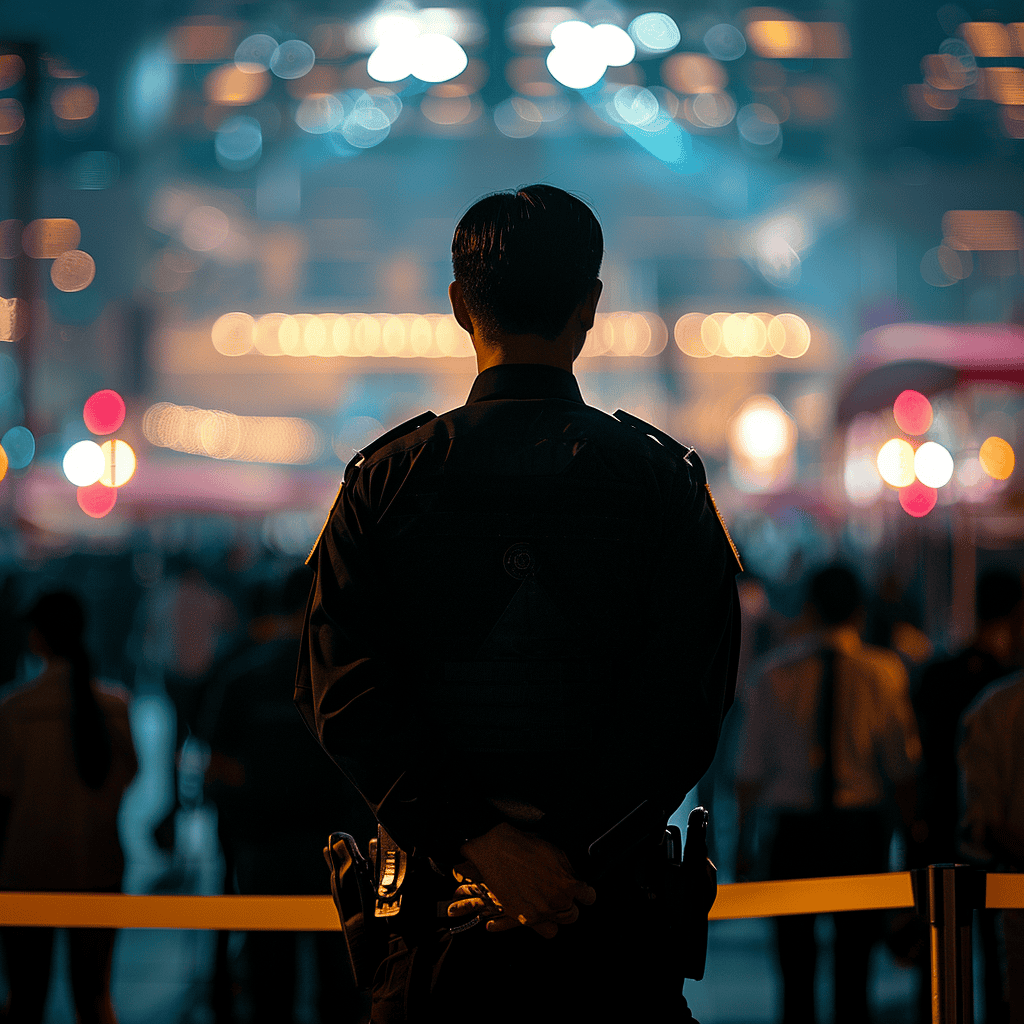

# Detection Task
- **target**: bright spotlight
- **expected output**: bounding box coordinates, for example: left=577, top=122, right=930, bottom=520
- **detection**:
left=63, top=439, right=105, bottom=486
left=914, top=441, right=953, bottom=488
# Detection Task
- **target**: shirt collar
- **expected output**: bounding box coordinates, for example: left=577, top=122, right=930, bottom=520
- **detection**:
left=466, top=364, right=585, bottom=405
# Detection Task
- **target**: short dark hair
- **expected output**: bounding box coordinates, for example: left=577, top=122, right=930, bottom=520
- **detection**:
left=808, top=564, right=863, bottom=626
left=976, top=568, right=1023, bottom=623
left=452, top=184, right=603, bottom=341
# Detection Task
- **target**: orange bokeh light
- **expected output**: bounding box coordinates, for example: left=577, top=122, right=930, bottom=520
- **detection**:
left=51, top=84, right=99, bottom=121
left=22, top=218, right=81, bottom=259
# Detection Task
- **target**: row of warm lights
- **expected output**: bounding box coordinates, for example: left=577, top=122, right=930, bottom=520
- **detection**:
left=142, top=402, right=324, bottom=465
left=674, top=312, right=811, bottom=359
left=210, top=311, right=671, bottom=359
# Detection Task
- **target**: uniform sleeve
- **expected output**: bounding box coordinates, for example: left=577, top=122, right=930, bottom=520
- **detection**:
left=633, top=457, right=741, bottom=810
left=294, top=465, right=504, bottom=860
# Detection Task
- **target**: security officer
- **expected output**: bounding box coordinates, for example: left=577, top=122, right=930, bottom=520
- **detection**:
left=295, top=185, right=741, bottom=1023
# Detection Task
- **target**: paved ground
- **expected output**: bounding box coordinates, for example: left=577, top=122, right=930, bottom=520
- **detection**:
left=0, top=691, right=933, bottom=1024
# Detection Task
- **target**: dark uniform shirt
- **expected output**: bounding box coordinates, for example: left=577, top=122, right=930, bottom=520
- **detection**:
left=295, top=363, right=740, bottom=867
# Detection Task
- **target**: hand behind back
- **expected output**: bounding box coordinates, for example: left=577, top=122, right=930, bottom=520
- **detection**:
left=450, top=821, right=597, bottom=939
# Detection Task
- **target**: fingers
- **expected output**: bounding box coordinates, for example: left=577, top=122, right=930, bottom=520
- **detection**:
left=574, top=882, right=598, bottom=906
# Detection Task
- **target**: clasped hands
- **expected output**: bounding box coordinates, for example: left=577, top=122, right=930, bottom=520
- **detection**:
left=448, top=821, right=597, bottom=939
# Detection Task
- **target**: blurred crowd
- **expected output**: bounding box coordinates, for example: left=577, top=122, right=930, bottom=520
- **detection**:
left=0, top=526, right=1022, bottom=1024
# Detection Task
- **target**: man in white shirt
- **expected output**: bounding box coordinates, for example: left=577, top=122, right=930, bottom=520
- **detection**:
left=735, top=564, right=920, bottom=1024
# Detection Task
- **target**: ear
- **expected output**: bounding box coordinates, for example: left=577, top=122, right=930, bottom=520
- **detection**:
left=448, top=280, right=475, bottom=334
left=579, top=279, right=603, bottom=330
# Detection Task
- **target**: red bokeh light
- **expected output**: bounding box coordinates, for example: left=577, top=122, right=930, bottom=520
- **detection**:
left=83, top=390, right=126, bottom=435
left=899, top=480, right=937, bottom=517
left=77, top=481, right=117, bottom=518
left=892, top=390, right=933, bottom=435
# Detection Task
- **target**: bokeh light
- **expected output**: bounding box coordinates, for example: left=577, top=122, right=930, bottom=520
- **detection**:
left=50, top=250, right=96, bottom=292
left=182, top=206, right=230, bottom=251
left=99, top=439, right=136, bottom=487
left=22, top=219, right=80, bottom=259
left=893, top=390, right=933, bottom=434
left=979, top=436, right=1015, bottom=480
left=83, top=390, right=126, bottom=434
left=1, top=425, right=33, bottom=468
left=877, top=438, right=916, bottom=488
left=296, top=93, right=345, bottom=133
left=0, top=444, right=7, bottom=482
left=51, top=84, right=99, bottom=121
left=899, top=480, right=938, bottom=517
left=235, top=34, right=278, bottom=72
left=628, top=13, right=681, bottom=54
left=204, top=65, right=269, bottom=105
left=914, top=441, right=954, bottom=488
left=0, top=98, right=24, bottom=142
left=270, top=40, right=316, bottom=80
left=63, top=439, right=104, bottom=486
left=77, top=481, right=117, bottom=518
left=143, top=402, right=324, bottom=464
left=215, top=115, right=262, bottom=169
left=704, top=24, right=746, bottom=60
left=730, top=395, right=795, bottom=462
left=0, top=55, right=25, bottom=91
left=212, top=312, right=256, bottom=356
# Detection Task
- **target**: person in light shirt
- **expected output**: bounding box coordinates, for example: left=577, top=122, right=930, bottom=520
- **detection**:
left=735, top=563, right=921, bottom=1024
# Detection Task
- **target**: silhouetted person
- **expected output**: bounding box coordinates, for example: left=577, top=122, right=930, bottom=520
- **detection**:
left=0, top=591, right=138, bottom=1024
left=206, top=568, right=369, bottom=1024
left=914, top=569, right=1024, bottom=1024
left=960, top=671, right=1024, bottom=1024
left=912, top=568, right=1024, bottom=864
left=295, top=185, right=741, bottom=1023
left=736, top=564, right=920, bottom=1024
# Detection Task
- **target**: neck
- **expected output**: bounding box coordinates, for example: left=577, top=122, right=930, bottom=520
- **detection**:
left=475, top=337, right=574, bottom=374
left=974, top=622, right=1016, bottom=666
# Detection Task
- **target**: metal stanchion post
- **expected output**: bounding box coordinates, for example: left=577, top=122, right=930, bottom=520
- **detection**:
left=912, top=864, right=985, bottom=1024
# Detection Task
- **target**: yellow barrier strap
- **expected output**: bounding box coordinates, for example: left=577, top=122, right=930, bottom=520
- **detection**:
left=710, top=872, right=915, bottom=920
left=987, top=873, right=1024, bottom=910
left=3, top=873, right=1019, bottom=930
left=0, top=893, right=341, bottom=931
left=0, top=872, right=928, bottom=930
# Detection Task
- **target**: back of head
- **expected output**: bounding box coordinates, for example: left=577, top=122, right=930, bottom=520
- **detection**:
left=28, top=590, right=86, bottom=656
left=976, top=568, right=1023, bottom=623
left=808, top=564, right=863, bottom=627
left=452, top=184, right=603, bottom=341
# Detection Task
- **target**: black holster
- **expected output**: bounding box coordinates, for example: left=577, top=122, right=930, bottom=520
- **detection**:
left=323, top=831, right=389, bottom=990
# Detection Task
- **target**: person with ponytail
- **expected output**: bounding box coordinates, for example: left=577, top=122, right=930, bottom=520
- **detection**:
left=0, top=590, right=138, bottom=1024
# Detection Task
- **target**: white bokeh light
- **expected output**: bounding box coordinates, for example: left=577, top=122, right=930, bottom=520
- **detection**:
left=914, top=441, right=954, bottom=488
left=592, top=24, right=635, bottom=66
left=546, top=43, right=606, bottom=90
left=877, top=438, right=916, bottom=488
left=410, top=34, right=468, bottom=82
left=63, top=439, right=105, bottom=486
left=628, top=13, right=681, bottom=53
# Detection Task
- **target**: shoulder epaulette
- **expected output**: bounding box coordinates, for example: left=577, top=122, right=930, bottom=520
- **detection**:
left=613, top=409, right=742, bottom=573
left=351, top=410, right=437, bottom=468
left=305, top=411, right=437, bottom=566
left=613, top=409, right=700, bottom=476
